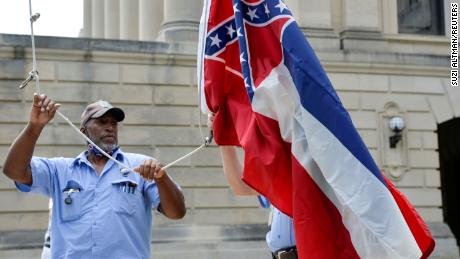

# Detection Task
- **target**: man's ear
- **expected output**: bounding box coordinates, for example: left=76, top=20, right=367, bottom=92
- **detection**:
left=80, top=127, right=86, bottom=134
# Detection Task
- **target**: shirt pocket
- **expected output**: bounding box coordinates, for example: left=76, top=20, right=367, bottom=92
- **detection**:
left=111, top=179, right=141, bottom=215
left=60, top=180, right=92, bottom=222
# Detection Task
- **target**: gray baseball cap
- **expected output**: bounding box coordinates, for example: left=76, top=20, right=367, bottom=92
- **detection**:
left=80, top=100, right=125, bottom=127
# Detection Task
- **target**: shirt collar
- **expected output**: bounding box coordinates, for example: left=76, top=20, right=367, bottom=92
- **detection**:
left=71, top=148, right=125, bottom=168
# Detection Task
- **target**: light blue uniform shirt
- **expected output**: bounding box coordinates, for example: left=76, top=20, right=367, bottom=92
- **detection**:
left=266, top=207, right=296, bottom=252
left=258, top=196, right=296, bottom=252
left=16, top=149, right=173, bottom=259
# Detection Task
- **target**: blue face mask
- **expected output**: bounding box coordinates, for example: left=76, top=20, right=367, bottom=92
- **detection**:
left=87, top=143, right=119, bottom=157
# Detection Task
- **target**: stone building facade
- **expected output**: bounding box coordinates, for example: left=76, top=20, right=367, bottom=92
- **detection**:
left=0, top=0, right=458, bottom=258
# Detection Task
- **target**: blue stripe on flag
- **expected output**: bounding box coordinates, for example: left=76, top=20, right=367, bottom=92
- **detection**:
left=281, top=22, right=385, bottom=184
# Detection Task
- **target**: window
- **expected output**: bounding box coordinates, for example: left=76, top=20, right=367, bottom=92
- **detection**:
left=397, top=0, right=445, bottom=35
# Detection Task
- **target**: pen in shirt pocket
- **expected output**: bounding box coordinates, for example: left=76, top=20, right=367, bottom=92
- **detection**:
left=129, top=182, right=137, bottom=194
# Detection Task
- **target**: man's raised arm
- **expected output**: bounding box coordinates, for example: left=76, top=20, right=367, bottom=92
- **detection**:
left=3, top=93, right=60, bottom=185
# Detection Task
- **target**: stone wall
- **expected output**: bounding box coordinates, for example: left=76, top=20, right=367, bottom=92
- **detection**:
left=0, top=35, right=268, bottom=231
left=0, top=33, right=457, bottom=256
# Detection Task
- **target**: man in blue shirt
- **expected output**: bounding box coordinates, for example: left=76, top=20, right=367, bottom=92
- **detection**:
left=257, top=196, right=296, bottom=258
left=3, top=93, right=186, bottom=259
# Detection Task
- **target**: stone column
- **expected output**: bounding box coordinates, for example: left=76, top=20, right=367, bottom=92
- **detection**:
left=340, top=0, right=384, bottom=51
left=287, top=0, right=332, bottom=29
left=91, top=0, right=105, bottom=38
left=120, top=0, right=139, bottom=40
left=80, top=0, right=92, bottom=37
left=139, top=0, right=163, bottom=41
left=286, top=0, right=338, bottom=50
left=104, top=0, right=120, bottom=39
left=381, top=0, right=398, bottom=35
left=158, top=0, right=202, bottom=42
left=342, top=0, right=381, bottom=33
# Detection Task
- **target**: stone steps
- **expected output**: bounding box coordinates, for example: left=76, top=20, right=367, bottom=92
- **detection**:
left=152, top=240, right=270, bottom=259
left=0, top=223, right=458, bottom=259
left=0, top=241, right=271, bottom=259
left=0, top=224, right=271, bottom=259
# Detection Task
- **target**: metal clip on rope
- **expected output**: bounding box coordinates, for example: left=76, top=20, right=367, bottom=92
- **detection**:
left=30, top=13, right=40, bottom=22
left=19, top=8, right=41, bottom=91
left=19, top=70, right=38, bottom=89
left=204, top=130, right=214, bottom=147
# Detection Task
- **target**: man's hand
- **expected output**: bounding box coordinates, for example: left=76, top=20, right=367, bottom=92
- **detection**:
left=133, top=159, right=166, bottom=181
left=3, top=93, right=59, bottom=185
left=134, top=159, right=186, bottom=219
left=30, top=93, right=60, bottom=129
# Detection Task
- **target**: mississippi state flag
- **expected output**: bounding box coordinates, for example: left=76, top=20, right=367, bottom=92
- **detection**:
left=197, top=0, right=435, bottom=258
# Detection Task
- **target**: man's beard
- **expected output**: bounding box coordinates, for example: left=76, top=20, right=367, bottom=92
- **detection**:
left=87, top=133, right=118, bottom=153
left=99, top=142, right=117, bottom=153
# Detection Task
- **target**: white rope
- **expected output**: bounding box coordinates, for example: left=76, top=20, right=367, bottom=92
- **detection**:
left=20, top=0, right=213, bottom=174
left=57, top=110, right=208, bottom=172
left=55, top=110, right=134, bottom=173
left=197, top=0, right=212, bottom=143
left=28, top=0, right=40, bottom=94
left=162, top=144, right=206, bottom=170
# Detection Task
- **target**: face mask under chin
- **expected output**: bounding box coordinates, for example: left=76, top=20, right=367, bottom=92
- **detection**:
left=84, top=130, right=119, bottom=156
left=87, top=142, right=119, bottom=156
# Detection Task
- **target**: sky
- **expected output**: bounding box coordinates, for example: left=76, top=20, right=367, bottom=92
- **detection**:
left=0, top=0, right=83, bottom=37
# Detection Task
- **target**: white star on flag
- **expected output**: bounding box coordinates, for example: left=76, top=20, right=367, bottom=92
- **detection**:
left=275, top=0, right=288, bottom=13
left=226, top=24, right=236, bottom=38
left=237, top=27, right=243, bottom=37
left=247, top=8, right=259, bottom=21
left=264, top=4, right=270, bottom=17
left=210, top=34, right=222, bottom=48
left=244, top=77, right=251, bottom=88
left=240, top=52, right=246, bottom=63
left=233, top=3, right=240, bottom=13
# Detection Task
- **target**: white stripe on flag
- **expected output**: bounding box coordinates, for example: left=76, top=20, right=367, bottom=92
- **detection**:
left=251, top=63, right=422, bottom=259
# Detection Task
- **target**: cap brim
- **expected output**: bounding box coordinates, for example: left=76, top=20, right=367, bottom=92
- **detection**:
left=91, top=107, right=125, bottom=122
